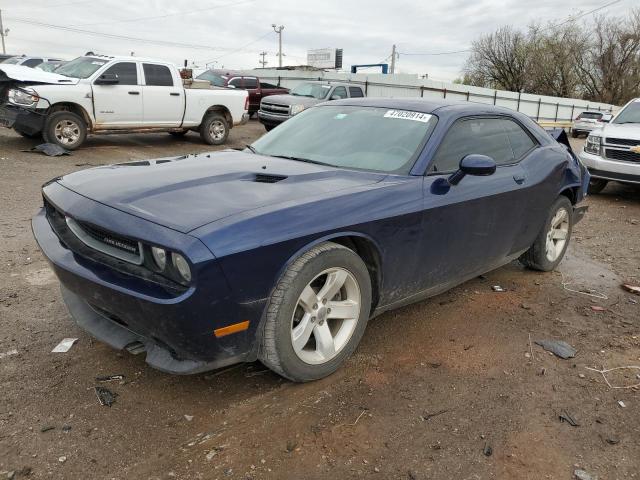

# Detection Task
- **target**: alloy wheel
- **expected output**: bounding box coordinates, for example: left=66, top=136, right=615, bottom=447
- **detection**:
left=290, top=267, right=361, bottom=365
left=545, top=207, right=569, bottom=261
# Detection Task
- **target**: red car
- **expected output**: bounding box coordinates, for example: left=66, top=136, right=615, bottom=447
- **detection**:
left=197, top=70, right=289, bottom=115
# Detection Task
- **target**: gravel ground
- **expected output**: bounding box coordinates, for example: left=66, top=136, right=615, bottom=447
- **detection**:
left=1, top=124, right=639, bottom=480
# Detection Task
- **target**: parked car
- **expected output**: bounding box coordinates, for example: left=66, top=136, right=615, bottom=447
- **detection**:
left=0, top=55, right=249, bottom=149
left=36, top=60, right=68, bottom=73
left=1, top=55, right=64, bottom=68
left=571, top=110, right=611, bottom=138
left=196, top=69, right=289, bottom=115
left=579, top=98, right=640, bottom=193
left=33, top=98, right=588, bottom=381
left=258, top=81, right=365, bottom=131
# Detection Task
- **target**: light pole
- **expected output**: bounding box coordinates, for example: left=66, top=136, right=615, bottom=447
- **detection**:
left=0, top=10, right=9, bottom=55
left=271, top=24, right=284, bottom=68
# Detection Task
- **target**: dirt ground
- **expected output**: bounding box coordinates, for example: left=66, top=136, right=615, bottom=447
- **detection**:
left=1, top=123, right=639, bottom=480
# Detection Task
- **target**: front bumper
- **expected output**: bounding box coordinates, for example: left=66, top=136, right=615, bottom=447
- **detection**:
left=579, top=150, right=640, bottom=184
left=0, top=104, right=45, bottom=135
left=32, top=184, right=266, bottom=374
left=257, top=110, right=290, bottom=127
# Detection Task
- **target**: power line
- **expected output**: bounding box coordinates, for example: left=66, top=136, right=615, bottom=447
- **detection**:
left=397, top=0, right=622, bottom=57
left=67, top=0, right=257, bottom=27
left=6, top=17, right=270, bottom=54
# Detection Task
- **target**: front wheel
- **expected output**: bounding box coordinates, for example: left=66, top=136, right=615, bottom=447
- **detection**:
left=42, top=111, right=87, bottom=150
left=519, top=196, right=573, bottom=271
left=588, top=178, right=608, bottom=194
left=259, top=242, right=372, bottom=382
left=200, top=113, right=229, bottom=145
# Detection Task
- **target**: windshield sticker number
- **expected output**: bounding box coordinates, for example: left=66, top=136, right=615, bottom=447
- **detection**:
left=384, top=110, right=432, bottom=123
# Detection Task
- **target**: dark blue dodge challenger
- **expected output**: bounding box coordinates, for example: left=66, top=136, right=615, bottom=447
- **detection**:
left=33, top=98, right=589, bottom=381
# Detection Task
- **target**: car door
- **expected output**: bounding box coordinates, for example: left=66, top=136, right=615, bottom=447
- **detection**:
left=418, top=115, right=539, bottom=291
left=141, top=63, right=183, bottom=127
left=92, top=61, right=143, bottom=127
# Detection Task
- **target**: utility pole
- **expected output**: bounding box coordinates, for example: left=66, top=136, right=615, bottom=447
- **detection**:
left=259, top=51, right=268, bottom=68
left=271, top=24, right=284, bottom=68
left=390, top=44, right=397, bottom=74
left=0, top=10, right=8, bottom=55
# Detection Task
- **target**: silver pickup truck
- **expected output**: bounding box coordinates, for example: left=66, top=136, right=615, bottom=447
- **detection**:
left=257, top=81, right=365, bottom=131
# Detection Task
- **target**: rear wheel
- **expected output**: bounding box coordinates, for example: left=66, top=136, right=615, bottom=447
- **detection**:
left=571, top=130, right=579, bottom=138
left=588, top=178, right=608, bottom=194
left=200, top=113, right=229, bottom=145
left=259, top=242, right=372, bottom=382
left=519, top=196, right=573, bottom=272
left=42, top=111, right=87, bottom=150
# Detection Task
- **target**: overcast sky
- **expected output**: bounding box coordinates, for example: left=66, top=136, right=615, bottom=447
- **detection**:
left=2, top=0, right=634, bottom=81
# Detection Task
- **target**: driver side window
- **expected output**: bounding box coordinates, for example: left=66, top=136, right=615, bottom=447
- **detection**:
left=101, top=62, right=138, bottom=85
left=430, top=117, right=520, bottom=173
left=331, top=86, right=348, bottom=99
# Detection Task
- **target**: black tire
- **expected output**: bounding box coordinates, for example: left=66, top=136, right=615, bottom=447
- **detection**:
left=588, top=178, right=608, bottom=194
left=169, top=130, right=188, bottom=137
left=571, top=130, right=578, bottom=138
left=42, top=111, right=87, bottom=150
left=259, top=242, right=372, bottom=382
left=264, top=124, right=275, bottom=132
left=519, top=196, right=573, bottom=272
left=199, top=113, right=229, bottom=145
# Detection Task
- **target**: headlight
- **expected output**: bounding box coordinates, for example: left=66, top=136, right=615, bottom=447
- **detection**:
left=151, top=246, right=167, bottom=270
left=585, top=135, right=602, bottom=155
left=7, top=88, right=39, bottom=107
left=172, top=253, right=192, bottom=283
left=290, top=104, right=305, bottom=115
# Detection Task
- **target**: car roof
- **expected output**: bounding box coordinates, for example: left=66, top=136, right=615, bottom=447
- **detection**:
left=322, top=97, right=519, bottom=115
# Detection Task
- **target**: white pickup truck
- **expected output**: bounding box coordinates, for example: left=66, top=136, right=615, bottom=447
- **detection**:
left=579, top=98, right=640, bottom=193
left=0, top=55, right=249, bottom=149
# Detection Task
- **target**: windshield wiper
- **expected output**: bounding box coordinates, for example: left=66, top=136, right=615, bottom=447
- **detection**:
left=269, top=154, right=334, bottom=167
left=245, top=144, right=257, bottom=154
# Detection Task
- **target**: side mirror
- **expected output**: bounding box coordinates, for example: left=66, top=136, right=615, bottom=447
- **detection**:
left=227, top=84, right=236, bottom=89
left=94, top=73, right=119, bottom=85
left=330, top=95, right=343, bottom=101
left=448, top=154, right=496, bottom=185
left=601, top=115, right=612, bottom=123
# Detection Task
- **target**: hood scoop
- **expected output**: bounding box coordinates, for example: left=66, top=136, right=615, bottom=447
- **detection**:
left=253, top=173, right=288, bottom=183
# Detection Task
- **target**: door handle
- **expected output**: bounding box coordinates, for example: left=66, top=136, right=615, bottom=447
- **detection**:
left=513, top=173, right=526, bottom=184
left=128, top=91, right=140, bottom=95
left=170, top=92, right=180, bottom=96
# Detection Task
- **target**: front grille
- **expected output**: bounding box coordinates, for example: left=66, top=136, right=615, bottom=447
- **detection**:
left=260, top=101, right=290, bottom=116
left=77, top=220, right=140, bottom=257
left=606, top=138, right=640, bottom=147
left=605, top=149, right=640, bottom=163
left=43, top=198, right=187, bottom=294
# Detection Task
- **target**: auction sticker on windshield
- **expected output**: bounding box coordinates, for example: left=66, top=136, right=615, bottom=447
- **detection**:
left=384, top=110, right=432, bottom=123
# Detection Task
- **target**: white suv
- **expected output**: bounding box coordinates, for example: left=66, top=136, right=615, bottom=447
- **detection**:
left=579, top=98, right=640, bottom=193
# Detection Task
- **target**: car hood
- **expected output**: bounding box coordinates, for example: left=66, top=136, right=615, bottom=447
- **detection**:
left=56, top=150, right=386, bottom=233
left=596, top=122, right=640, bottom=141
left=262, top=94, right=322, bottom=107
left=0, top=64, right=79, bottom=85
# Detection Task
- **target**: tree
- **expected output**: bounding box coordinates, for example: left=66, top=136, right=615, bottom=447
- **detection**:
left=463, top=26, right=532, bottom=91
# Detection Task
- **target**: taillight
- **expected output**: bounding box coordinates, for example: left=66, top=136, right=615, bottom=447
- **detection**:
left=244, top=96, right=249, bottom=111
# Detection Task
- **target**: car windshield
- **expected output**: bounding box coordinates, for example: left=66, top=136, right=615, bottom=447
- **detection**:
left=37, top=62, right=61, bottom=72
left=55, top=56, right=109, bottom=78
left=1, top=57, right=21, bottom=64
left=612, top=101, right=640, bottom=124
left=578, top=112, right=602, bottom=120
left=196, top=71, right=227, bottom=87
left=251, top=105, right=437, bottom=174
left=290, top=83, right=331, bottom=99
